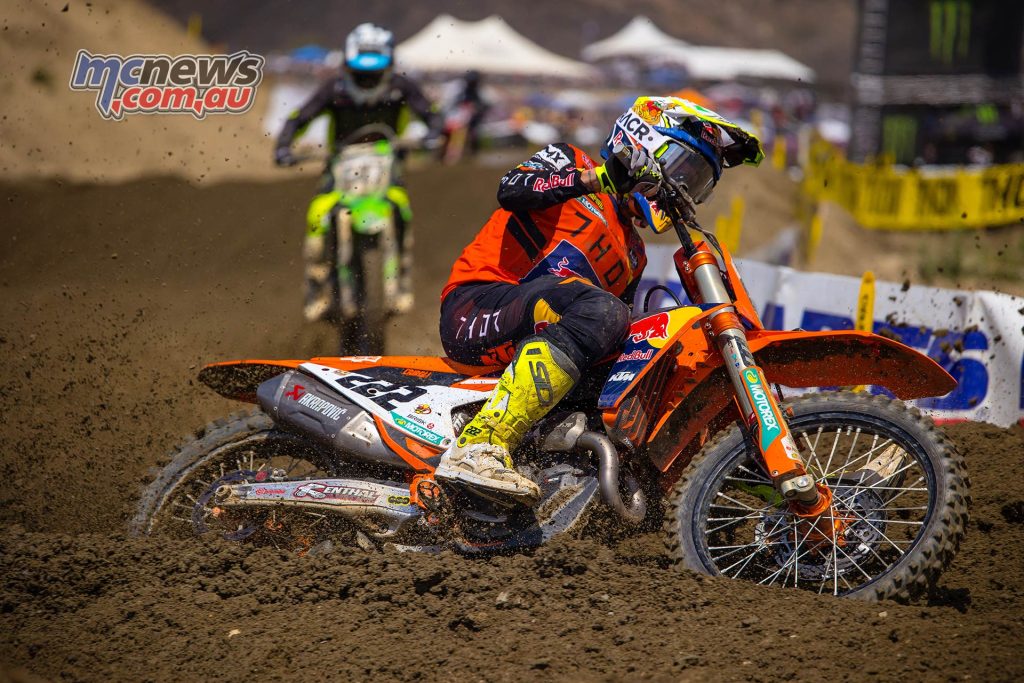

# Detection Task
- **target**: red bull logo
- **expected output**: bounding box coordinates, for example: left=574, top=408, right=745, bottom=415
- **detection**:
left=629, top=312, right=670, bottom=343
left=548, top=257, right=584, bottom=279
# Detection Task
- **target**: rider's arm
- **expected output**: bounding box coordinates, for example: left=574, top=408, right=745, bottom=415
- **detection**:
left=496, top=143, right=596, bottom=211
left=275, top=80, right=334, bottom=150
left=396, top=75, right=442, bottom=132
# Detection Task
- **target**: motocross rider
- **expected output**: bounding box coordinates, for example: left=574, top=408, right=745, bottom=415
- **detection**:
left=433, top=96, right=763, bottom=505
left=274, top=22, right=439, bottom=317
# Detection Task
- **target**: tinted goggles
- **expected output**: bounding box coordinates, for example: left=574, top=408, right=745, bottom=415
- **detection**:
left=655, top=141, right=718, bottom=204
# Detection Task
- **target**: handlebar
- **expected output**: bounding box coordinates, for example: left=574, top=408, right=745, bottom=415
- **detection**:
left=610, top=140, right=700, bottom=251
left=279, top=122, right=439, bottom=167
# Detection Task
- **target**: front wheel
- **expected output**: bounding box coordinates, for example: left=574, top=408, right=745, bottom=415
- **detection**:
left=664, top=392, right=970, bottom=601
left=340, top=233, right=389, bottom=355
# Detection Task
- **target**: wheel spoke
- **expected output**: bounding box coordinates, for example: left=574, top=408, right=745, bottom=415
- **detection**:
left=714, top=492, right=763, bottom=513
left=717, top=514, right=790, bottom=577
left=833, top=503, right=911, bottom=556
left=880, top=476, right=927, bottom=505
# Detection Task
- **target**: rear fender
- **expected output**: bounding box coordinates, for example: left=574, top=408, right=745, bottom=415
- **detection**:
left=639, top=329, right=956, bottom=474
left=198, top=356, right=500, bottom=403
left=199, top=360, right=304, bottom=403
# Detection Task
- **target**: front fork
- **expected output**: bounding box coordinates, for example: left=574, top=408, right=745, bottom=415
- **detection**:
left=680, top=247, right=830, bottom=516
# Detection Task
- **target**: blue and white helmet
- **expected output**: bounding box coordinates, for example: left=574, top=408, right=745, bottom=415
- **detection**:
left=345, top=23, right=394, bottom=73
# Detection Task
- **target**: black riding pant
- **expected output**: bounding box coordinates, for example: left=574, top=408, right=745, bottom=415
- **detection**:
left=439, top=275, right=631, bottom=370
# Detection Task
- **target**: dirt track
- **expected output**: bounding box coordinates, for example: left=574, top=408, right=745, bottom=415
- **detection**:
left=2, top=168, right=1023, bottom=681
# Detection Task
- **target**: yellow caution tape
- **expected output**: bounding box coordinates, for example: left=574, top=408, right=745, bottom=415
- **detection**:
left=802, top=139, right=1024, bottom=230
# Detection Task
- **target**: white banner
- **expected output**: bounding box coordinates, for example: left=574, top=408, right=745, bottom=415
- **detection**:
left=638, top=247, right=1024, bottom=427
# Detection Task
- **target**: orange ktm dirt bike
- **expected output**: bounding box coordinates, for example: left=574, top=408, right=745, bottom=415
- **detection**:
left=133, top=177, right=969, bottom=602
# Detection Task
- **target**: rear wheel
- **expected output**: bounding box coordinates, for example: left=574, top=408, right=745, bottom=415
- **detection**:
left=664, top=392, right=970, bottom=601
left=131, top=411, right=342, bottom=550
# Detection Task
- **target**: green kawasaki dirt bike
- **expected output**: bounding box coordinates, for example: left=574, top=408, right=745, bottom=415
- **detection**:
left=300, top=124, right=415, bottom=355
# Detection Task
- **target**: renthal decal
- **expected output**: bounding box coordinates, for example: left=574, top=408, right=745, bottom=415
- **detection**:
left=293, top=482, right=378, bottom=503
left=617, top=349, right=654, bottom=362
left=609, top=371, right=636, bottom=382
left=742, top=369, right=781, bottom=447
left=252, top=487, right=286, bottom=495
left=537, top=144, right=571, bottom=170
left=296, top=392, right=347, bottom=421
left=390, top=411, right=445, bottom=446
left=532, top=172, right=577, bottom=192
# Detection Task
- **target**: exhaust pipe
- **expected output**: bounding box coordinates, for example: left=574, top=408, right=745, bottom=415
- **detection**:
left=577, top=430, right=647, bottom=525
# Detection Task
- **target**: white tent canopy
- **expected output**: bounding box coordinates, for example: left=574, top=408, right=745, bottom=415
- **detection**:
left=581, top=16, right=690, bottom=62
left=681, top=46, right=814, bottom=83
left=583, top=16, right=815, bottom=83
left=396, top=14, right=596, bottom=80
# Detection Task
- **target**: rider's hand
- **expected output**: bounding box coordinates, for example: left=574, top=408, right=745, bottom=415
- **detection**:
left=274, top=146, right=296, bottom=167
left=594, top=142, right=663, bottom=197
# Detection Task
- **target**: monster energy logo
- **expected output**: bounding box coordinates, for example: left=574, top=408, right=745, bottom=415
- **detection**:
left=929, top=0, right=971, bottom=65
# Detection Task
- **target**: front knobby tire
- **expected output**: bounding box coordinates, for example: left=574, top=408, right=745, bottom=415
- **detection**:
left=663, top=392, right=970, bottom=602
left=342, top=234, right=387, bottom=355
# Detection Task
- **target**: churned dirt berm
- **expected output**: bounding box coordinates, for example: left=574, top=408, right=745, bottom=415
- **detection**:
left=1, top=167, right=1023, bottom=681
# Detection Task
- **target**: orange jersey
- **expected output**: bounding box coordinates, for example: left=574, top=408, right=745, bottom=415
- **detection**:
left=442, top=143, right=647, bottom=300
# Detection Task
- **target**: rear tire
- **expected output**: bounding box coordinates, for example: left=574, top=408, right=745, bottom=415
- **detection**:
left=663, top=392, right=970, bottom=601
left=130, top=411, right=329, bottom=539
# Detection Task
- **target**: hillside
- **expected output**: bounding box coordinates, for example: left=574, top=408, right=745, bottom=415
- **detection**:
left=0, top=0, right=276, bottom=183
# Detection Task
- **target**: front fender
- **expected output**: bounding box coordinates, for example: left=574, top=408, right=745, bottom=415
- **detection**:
left=644, top=329, right=955, bottom=474
left=748, top=329, right=956, bottom=399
